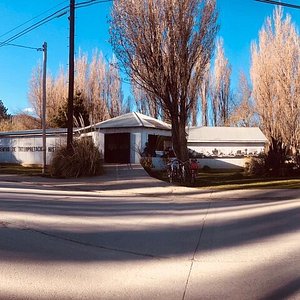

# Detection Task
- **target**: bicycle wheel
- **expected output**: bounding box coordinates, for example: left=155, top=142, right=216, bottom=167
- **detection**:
left=167, top=169, right=173, bottom=183
left=191, top=170, right=196, bottom=185
left=181, top=166, right=186, bottom=184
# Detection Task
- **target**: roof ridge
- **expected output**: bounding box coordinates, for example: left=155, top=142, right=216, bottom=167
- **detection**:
left=133, top=111, right=145, bottom=126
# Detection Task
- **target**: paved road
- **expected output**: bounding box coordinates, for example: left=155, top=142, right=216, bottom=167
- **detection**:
left=0, top=165, right=299, bottom=299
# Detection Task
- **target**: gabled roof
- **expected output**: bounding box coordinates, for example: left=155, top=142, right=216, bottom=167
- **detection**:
left=187, top=127, right=268, bottom=143
left=94, top=112, right=171, bottom=130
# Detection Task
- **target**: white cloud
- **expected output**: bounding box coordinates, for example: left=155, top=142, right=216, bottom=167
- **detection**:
left=23, top=107, right=34, bottom=114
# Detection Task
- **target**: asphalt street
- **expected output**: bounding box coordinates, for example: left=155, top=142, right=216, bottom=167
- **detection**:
left=0, top=165, right=299, bottom=299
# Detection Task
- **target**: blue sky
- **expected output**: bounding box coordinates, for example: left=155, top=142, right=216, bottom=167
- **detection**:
left=1, top=0, right=300, bottom=115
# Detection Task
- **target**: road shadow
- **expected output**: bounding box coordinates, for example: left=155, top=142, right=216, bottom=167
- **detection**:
left=0, top=189, right=299, bottom=262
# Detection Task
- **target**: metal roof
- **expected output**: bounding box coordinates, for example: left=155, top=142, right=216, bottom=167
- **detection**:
left=93, top=112, right=171, bottom=130
left=187, top=127, right=268, bottom=143
left=0, top=128, right=68, bottom=137
left=0, top=113, right=171, bottom=137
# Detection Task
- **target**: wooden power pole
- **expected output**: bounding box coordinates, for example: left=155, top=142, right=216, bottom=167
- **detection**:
left=42, top=42, right=47, bottom=174
left=67, top=0, right=75, bottom=151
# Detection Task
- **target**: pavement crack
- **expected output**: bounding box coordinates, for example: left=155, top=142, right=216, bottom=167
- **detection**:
left=182, top=196, right=212, bottom=300
left=26, top=227, right=166, bottom=260
left=1, top=219, right=165, bottom=259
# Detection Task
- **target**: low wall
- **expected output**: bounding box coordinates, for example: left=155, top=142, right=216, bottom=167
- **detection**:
left=151, top=157, right=246, bottom=171
left=0, top=134, right=66, bottom=166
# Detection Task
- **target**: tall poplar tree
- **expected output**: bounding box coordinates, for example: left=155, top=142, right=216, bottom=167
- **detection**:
left=110, top=0, right=218, bottom=162
left=251, top=7, right=300, bottom=171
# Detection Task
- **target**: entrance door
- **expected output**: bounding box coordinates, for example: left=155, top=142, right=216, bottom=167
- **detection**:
left=104, top=133, right=130, bottom=163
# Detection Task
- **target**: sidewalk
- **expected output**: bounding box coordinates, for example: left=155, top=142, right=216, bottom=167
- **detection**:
left=0, top=164, right=184, bottom=197
left=1, top=164, right=299, bottom=200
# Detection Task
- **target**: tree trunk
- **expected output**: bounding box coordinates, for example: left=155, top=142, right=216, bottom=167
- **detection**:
left=171, top=117, right=189, bottom=162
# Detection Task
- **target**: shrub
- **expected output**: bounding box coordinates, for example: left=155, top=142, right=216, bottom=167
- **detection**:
left=244, top=156, right=266, bottom=176
left=50, top=138, right=103, bottom=178
left=284, top=154, right=300, bottom=176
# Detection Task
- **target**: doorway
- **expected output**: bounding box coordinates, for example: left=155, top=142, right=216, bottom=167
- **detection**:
left=104, top=133, right=130, bottom=163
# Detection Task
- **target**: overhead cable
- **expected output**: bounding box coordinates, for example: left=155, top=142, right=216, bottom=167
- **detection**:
left=76, top=0, right=113, bottom=9
left=0, top=1, right=69, bottom=39
left=0, top=7, right=69, bottom=48
left=255, top=0, right=300, bottom=9
left=3, top=42, right=41, bottom=51
left=0, top=0, right=112, bottom=49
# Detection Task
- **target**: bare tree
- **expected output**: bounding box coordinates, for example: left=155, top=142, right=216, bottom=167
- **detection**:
left=47, top=68, right=68, bottom=128
left=199, top=63, right=210, bottom=126
left=28, top=63, right=43, bottom=120
left=210, top=38, right=232, bottom=126
left=230, top=72, right=257, bottom=127
left=28, top=64, right=66, bottom=128
left=87, top=51, right=109, bottom=123
left=28, top=49, right=126, bottom=128
left=188, top=60, right=201, bottom=127
left=110, top=0, right=218, bottom=162
left=251, top=7, right=300, bottom=164
left=105, top=56, right=123, bottom=118
left=132, top=81, right=160, bottom=118
left=75, top=50, right=88, bottom=95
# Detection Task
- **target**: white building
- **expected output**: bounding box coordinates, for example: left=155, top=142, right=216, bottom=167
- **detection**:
left=187, top=126, right=267, bottom=156
left=186, top=126, right=268, bottom=169
left=81, top=112, right=172, bottom=164
left=0, top=128, right=67, bottom=166
left=0, top=112, right=172, bottom=166
left=0, top=113, right=268, bottom=169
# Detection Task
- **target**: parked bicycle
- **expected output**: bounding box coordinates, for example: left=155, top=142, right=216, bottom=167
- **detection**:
left=179, top=159, right=189, bottom=184
left=190, top=159, right=199, bottom=185
left=167, top=158, right=199, bottom=185
left=167, top=158, right=181, bottom=183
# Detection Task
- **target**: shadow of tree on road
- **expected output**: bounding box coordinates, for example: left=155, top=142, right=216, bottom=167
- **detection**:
left=1, top=187, right=299, bottom=299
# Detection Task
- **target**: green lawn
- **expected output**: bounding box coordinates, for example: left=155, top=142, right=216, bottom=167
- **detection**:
left=158, top=169, right=300, bottom=189
left=197, top=171, right=300, bottom=189
left=0, top=164, right=43, bottom=176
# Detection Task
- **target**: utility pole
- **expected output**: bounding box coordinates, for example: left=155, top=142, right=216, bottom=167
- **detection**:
left=42, top=42, right=47, bottom=174
left=67, top=0, right=75, bottom=151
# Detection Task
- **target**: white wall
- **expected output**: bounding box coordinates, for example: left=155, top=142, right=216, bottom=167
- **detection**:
left=0, top=135, right=66, bottom=165
left=131, top=132, right=142, bottom=163
left=0, top=129, right=264, bottom=168
left=151, top=157, right=246, bottom=171
left=0, top=128, right=170, bottom=166
left=188, top=142, right=265, bottom=157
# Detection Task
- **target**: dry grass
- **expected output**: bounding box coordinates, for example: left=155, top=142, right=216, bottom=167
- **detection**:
left=50, top=138, right=103, bottom=178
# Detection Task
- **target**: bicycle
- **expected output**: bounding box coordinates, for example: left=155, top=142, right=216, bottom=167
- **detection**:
left=167, top=158, right=181, bottom=183
left=167, top=158, right=199, bottom=185
left=179, top=160, right=190, bottom=184
left=190, top=159, right=199, bottom=185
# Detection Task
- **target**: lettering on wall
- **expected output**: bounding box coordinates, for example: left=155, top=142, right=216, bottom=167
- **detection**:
left=0, top=146, right=56, bottom=153
left=0, top=147, right=11, bottom=152
left=18, top=146, right=43, bottom=152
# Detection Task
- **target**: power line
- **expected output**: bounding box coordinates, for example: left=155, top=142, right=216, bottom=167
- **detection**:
left=0, top=8, right=69, bottom=48
left=3, top=42, right=41, bottom=51
left=76, top=0, right=113, bottom=9
left=255, top=0, right=300, bottom=9
left=0, top=1, right=69, bottom=39
left=0, top=0, right=113, bottom=49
